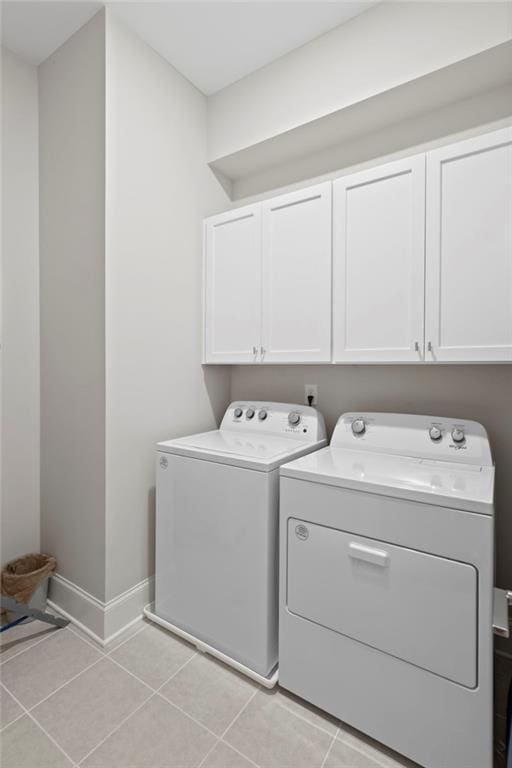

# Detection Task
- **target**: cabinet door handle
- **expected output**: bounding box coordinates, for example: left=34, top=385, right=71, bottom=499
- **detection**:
left=427, top=341, right=433, bottom=352
left=414, top=341, right=420, bottom=352
left=260, top=346, right=266, bottom=357
left=349, top=542, right=389, bottom=567
left=252, top=346, right=258, bottom=356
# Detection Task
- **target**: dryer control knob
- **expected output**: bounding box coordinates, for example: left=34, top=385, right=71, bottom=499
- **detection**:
left=288, top=412, right=301, bottom=427
left=451, top=428, right=465, bottom=444
left=352, top=418, right=366, bottom=435
left=234, top=408, right=243, bottom=419
left=258, top=409, right=268, bottom=421
left=246, top=408, right=255, bottom=420
left=429, top=426, right=442, bottom=441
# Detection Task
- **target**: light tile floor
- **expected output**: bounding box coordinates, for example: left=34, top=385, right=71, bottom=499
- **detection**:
left=0, top=617, right=510, bottom=768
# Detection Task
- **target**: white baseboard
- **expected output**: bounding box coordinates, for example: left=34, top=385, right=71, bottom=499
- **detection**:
left=47, top=573, right=154, bottom=646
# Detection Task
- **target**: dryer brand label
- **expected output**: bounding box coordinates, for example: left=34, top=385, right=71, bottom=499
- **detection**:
left=295, top=524, right=309, bottom=541
left=159, top=456, right=168, bottom=469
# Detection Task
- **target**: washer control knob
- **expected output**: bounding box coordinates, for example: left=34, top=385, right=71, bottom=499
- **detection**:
left=429, top=426, right=442, bottom=441
left=351, top=418, right=366, bottom=436
left=258, top=409, right=268, bottom=421
left=246, top=408, right=255, bottom=420
left=288, top=412, right=301, bottom=427
left=451, top=427, right=465, bottom=444
left=234, top=408, right=243, bottom=419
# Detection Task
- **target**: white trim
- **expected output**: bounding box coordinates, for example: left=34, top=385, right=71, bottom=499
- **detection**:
left=144, top=604, right=279, bottom=688
left=46, top=600, right=105, bottom=646
left=47, top=573, right=153, bottom=645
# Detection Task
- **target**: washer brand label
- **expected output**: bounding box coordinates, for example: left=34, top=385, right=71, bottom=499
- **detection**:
left=159, top=456, right=168, bottom=469
left=295, top=524, right=309, bottom=541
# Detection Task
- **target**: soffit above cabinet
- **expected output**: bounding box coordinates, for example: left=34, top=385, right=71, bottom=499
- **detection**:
left=209, top=42, right=512, bottom=200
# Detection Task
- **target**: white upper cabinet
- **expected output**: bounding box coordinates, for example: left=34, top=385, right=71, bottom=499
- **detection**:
left=204, top=205, right=261, bottom=363
left=261, top=183, right=332, bottom=363
left=426, top=128, right=512, bottom=362
left=333, top=156, right=426, bottom=362
left=203, top=129, right=512, bottom=365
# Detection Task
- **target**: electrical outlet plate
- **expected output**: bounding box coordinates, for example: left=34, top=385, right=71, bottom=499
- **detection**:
left=305, top=384, right=318, bottom=406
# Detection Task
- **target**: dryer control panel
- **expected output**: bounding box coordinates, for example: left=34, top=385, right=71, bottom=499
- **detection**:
left=221, top=401, right=326, bottom=443
left=332, top=412, right=493, bottom=466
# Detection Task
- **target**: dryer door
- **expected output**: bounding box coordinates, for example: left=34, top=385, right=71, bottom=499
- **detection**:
left=286, top=518, right=477, bottom=687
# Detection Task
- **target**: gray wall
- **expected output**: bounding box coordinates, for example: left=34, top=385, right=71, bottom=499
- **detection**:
left=104, top=12, right=231, bottom=601
left=1, top=48, right=40, bottom=564
left=231, top=364, right=512, bottom=594
left=39, top=12, right=106, bottom=600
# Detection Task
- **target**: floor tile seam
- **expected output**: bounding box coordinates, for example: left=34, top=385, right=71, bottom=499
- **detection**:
left=154, top=651, right=199, bottom=692
left=320, top=726, right=339, bottom=768
left=103, top=652, right=166, bottom=694
left=0, top=676, right=77, bottom=766
left=219, top=738, right=262, bottom=768
left=0, top=682, right=26, bottom=732
left=0, top=624, right=61, bottom=666
left=66, top=624, right=107, bottom=655
left=103, top=623, right=148, bottom=657
left=155, top=690, right=220, bottom=739
left=205, top=686, right=262, bottom=768
left=23, top=655, right=106, bottom=716
left=219, top=686, right=268, bottom=766
left=106, top=646, right=198, bottom=695
left=219, top=686, right=260, bottom=741
left=335, top=728, right=404, bottom=768
left=274, top=697, right=339, bottom=739
left=196, top=737, right=221, bottom=768
left=76, top=666, right=221, bottom=768
left=75, top=690, right=156, bottom=766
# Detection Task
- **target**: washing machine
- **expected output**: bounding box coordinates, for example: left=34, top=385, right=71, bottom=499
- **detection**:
left=146, top=401, right=326, bottom=687
left=279, top=412, right=495, bottom=767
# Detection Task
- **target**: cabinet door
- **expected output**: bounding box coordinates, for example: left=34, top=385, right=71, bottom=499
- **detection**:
left=204, top=205, right=261, bottom=363
left=333, top=156, right=426, bottom=363
left=261, top=183, right=332, bottom=363
left=426, top=128, right=512, bottom=362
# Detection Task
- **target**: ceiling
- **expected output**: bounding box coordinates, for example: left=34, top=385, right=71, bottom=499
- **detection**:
left=1, top=1, right=377, bottom=95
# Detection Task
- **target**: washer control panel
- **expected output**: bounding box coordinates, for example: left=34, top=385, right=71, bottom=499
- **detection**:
left=222, top=401, right=326, bottom=443
left=332, top=412, right=492, bottom=466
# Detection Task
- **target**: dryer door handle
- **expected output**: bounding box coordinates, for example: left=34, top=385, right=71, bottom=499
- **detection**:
left=349, top=542, right=390, bottom=567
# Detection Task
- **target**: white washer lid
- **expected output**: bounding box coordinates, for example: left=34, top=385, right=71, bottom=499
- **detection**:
left=280, top=446, right=495, bottom=514
left=158, top=430, right=326, bottom=472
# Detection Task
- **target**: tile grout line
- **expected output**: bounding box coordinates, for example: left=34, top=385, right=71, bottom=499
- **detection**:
left=275, top=697, right=339, bottom=739
left=76, top=690, right=156, bottom=766
left=67, top=617, right=148, bottom=656
left=76, top=649, right=200, bottom=765
left=0, top=623, right=62, bottom=667
left=66, top=622, right=340, bottom=755
left=105, top=649, right=194, bottom=697
left=27, top=654, right=105, bottom=713
left=335, top=727, right=401, bottom=768
left=2, top=628, right=106, bottom=712
left=0, top=682, right=26, bottom=732
left=1, top=674, right=78, bottom=766
left=197, top=685, right=261, bottom=768
left=320, top=725, right=339, bottom=768
left=155, top=690, right=222, bottom=741
left=104, top=622, right=147, bottom=655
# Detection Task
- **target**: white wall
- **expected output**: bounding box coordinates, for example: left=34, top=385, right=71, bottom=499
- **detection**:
left=105, top=12, right=231, bottom=601
left=39, top=12, right=106, bottom=600
left=208, top=1, right=512, bottom=161
left=1, top=48, right=40, bottom=565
